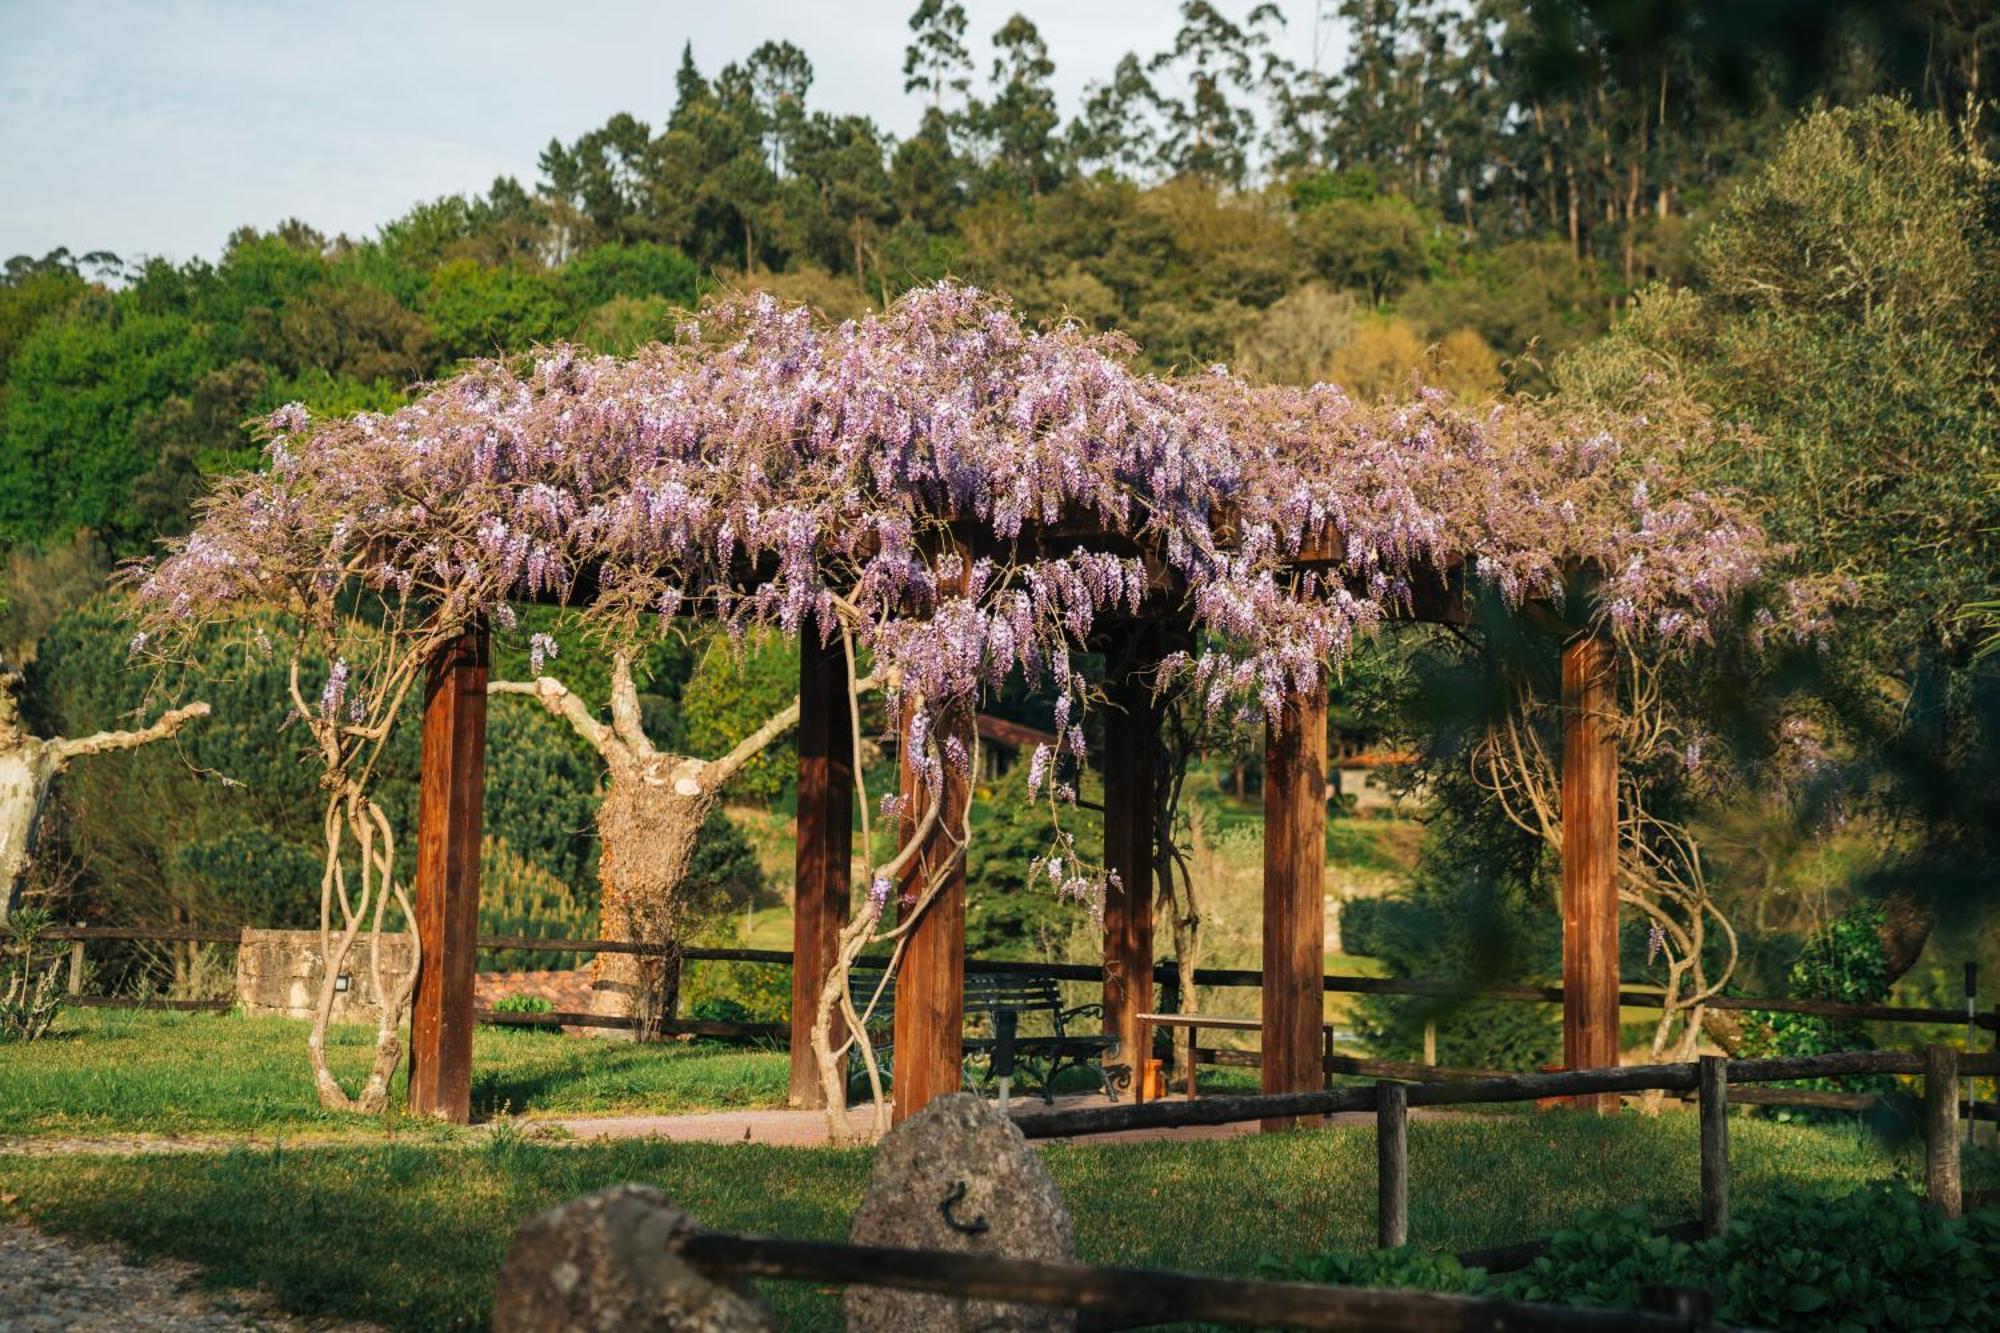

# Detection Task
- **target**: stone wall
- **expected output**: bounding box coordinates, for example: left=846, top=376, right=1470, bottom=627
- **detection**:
left=234, top=928, right=415, bottom=1023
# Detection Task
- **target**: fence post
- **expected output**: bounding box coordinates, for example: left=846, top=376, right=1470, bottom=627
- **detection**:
left=67, top=937, right=85, bottom=997
left=1376, top=1081, right=1408, bottom=1249
left=1924, top=1044, right=1961, bottom=1218
left=1642, top=1285, right=1715, bottom=1332
left=1698, top=1055, right=1729, bottom=1239
left=1422, top=1021, right=1436, bottom=1068
left=1990, top=1001, right=1999, bottom=1151
left=1966, top=963, right=1978, bottom=1152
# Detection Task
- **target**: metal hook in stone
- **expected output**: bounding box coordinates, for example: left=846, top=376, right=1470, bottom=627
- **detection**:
left=938, top=1179, right=989, bottom=1237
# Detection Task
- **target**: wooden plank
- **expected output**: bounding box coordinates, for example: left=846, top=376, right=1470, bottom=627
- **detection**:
left=408, top=624, right=489, bottom=1123
left=892, top=696, right=971, bottom=1124
left=1699, top=1055, right=1729, bottom=1239
left=672, top=1232, right=1735, bottom=1333
left=789, top=630, right=853, bottom=1109
left=1261, top=686, right=1326, bottom=1130
left=1102, top=669, right=1157, bottom=1103
left=1926, top=1045, right=1961, bottom=1217
left=1560, top=632, right=1619, bottom=1114
left=1377, top=1081, right=1409, bottom=1248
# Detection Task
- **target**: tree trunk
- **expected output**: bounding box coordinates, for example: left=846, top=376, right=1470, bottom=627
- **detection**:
left=0, top=741, right=62, bottom=922
left=589, top=757, right=719, bottom=1034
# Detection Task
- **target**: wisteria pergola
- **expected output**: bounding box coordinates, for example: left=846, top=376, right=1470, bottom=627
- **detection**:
left=138, top=285, right=1781, bottom=1126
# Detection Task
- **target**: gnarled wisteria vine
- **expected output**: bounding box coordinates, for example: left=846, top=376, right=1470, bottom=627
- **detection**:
left=133, top=281, right=1803, bottom=1114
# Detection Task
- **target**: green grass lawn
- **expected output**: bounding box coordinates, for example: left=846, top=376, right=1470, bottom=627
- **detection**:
left=0, top=1112, right=1968, bottom=1330
left=0, top=1009, right=789, bottom=1140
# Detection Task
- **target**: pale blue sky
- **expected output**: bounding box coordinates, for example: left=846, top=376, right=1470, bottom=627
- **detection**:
left=1, top=0, right=1334, bottom=266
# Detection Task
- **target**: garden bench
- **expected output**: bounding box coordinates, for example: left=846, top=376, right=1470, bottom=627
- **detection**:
left=847, top=967, right=1116, bottom=1103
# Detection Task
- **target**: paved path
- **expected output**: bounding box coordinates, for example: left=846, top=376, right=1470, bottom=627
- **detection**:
left=547, top=1095, right=1377, bottom=1147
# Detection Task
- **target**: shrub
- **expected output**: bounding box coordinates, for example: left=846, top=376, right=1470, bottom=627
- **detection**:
left=681, top=958, right=790, bottom=1025
left=1264, top=1186, right=2000, bottom=1332
left=1, top=908, right=65, bottom=1042
left=489, top=994, right=554, bottom=1015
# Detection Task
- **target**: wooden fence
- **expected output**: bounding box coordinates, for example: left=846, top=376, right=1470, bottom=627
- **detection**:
left=668, top=1230, right=1743, bottom=1332
left=38, top=925, right=2000, bottom=1042
left=1011, top=1047, right=1993, bottom=1250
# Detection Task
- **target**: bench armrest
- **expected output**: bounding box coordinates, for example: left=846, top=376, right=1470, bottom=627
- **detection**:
left=1058, top=1002, right=1104, bottom=1030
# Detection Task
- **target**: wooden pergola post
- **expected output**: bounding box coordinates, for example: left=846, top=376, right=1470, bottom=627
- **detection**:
left=892, top=697, right=972, bottom=1124
left=409, top=623, right=489, bottom=1123
left=1102, top=672, right=1158, bottom=1102
left=790, top=632, right=854, bottom=1108
left=1261, top=685, right=1326, bottom=1131
left=1561, top=631, right=1620, bottom=1114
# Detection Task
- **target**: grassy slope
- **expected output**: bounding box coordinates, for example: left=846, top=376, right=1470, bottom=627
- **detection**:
left=0, top=1113, right=1962, bottom=1331
left=0, top=1010, right=789, bottom=1140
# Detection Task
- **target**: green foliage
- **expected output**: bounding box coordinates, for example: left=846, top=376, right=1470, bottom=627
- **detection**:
left=24, top=597, right=608, bottom=952
left=681, top=956, right=789, bottom=1024
left=966, top=762, right=1089, bottom=960
left=166, top=830, right=324, bottom=932
left=1739, top=906, right=1899, bottom=1111
left=1505, top=1204, right=1697, bottom=1308
left=478, top=836, right=597, bottom=973
left=422, top=259, right=561, bottom=363
left=557, top=242, right=701, bottom=315
left=0, top=299, right=212, bottom=550
left=1, top=908, right=66, bottom=1043
left=1265, top=1186, right=2000, bottom=1333
left=1347, top=793, right=1560, bottom=1070
left=679, top=632, right=800, bottom=804
left=686, top=808, right=770, bottom=915
left=1511, top=1188, right=1999, bottom=1331
left=487, top=994, right=554, bottom=1015
left=1560, top=100, right=1998, bottom=658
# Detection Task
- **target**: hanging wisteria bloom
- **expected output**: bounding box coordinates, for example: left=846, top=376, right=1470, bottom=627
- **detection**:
left=132, top=280, right=1802, bottom=932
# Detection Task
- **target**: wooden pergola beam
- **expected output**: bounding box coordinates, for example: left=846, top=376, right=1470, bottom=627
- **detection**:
left=1261, top=686, right=1327, bottom=1131
left=409, top=624, right=489, bottom=1123
left=789, top=633, right=853, bottom=1108
left=1561, top=631, right=1620, bottom=1113
left=1102, top=668, right=1158, bottom=1101
left=891, top=697, right=973, bottom=1124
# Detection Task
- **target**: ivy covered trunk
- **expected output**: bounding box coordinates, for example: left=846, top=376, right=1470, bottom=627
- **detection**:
left=589, top=756, right=716, bottom=1034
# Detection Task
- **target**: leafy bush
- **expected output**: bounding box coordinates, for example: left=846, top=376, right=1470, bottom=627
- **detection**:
left=1739, top=906, right=1898, bottom=1112
left=1, top=908, right=65, bottom=1042
left=488, top=994, right=554, bottom=1014
left=687, top=996, right=752, bottom=1024
left=681, top=958, right=790, bottom=1025
left=1265, top=1186, right=2000, bottom=1332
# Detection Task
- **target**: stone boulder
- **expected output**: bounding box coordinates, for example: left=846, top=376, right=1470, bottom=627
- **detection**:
left=846, top=1093, right=1075, bottom=1332
left=492, top=1184, right=773, bottom=1332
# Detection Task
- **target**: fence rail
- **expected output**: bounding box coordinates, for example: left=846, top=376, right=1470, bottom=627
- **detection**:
left=37, top=925, right=1998, bottom=1034
left=669, top=1230, right=1738, bottom=1332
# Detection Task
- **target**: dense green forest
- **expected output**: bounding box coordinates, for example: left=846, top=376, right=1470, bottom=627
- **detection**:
left=2, top=2, right=1995, bottom=1035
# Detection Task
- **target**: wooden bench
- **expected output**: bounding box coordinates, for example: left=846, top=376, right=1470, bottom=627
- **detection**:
left=850, top=968, right=1116, bottom=1103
